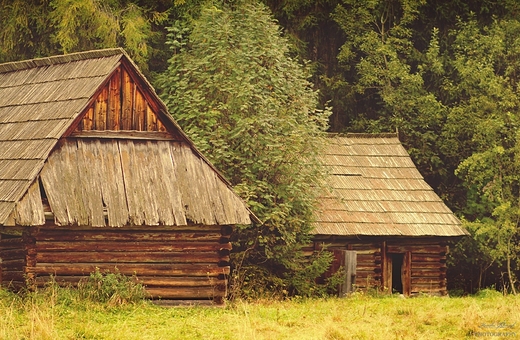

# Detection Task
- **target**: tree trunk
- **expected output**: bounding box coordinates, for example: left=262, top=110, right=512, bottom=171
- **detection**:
left=506, top=240, right=517, bottom=295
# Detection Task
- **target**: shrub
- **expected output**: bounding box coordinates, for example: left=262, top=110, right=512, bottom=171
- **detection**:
left=77, top=268, right=146, bottom=306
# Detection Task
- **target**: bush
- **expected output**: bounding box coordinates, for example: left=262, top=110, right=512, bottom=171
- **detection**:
left=77, top=268, right=146, bottom=306
left=285, top=250, right=339, bottom=298
left=230, top=264, right=286, bottom=300
left=475, top=287, right=503, bottom=299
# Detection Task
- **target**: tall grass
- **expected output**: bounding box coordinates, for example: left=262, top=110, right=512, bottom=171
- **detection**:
left=1, top=286, right=519, bottom=339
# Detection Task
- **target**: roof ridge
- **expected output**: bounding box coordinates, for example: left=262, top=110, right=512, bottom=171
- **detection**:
left=0, top=48, right=125, bottom=74
left=328, top=132, right=399, bottom=139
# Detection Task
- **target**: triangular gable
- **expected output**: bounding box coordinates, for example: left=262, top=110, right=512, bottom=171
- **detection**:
left=70, top=63, right=180, bottom=139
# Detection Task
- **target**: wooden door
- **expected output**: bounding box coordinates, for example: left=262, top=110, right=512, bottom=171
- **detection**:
left=333, top=249, right=357, bottom=296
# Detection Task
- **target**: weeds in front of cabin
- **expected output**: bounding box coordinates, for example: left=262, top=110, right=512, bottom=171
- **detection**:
left=1, top=282, right=520, bottom=339
left=77, top=268, right=147, bottom=305
left=0, top=271, right=148, bottom=339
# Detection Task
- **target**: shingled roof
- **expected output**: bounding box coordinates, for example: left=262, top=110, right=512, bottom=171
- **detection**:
left=0, top=48, right=254, bottom=227
left=312, top=133, right=467, bottom=237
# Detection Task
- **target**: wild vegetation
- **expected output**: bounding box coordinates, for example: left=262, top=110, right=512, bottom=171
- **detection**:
left=2, top=0, right=520, bottom=294
left=1, top=283, right=519, bottom=339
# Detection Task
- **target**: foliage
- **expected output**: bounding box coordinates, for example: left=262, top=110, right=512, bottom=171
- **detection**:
left=285, top=249, right=344, bottom=298
left=157, top=0, right=331, bottom=292
left=77, top=268, right=147, bottom=305
left=447, top=18, right=520, bottom=294
left=0, top=0, right=169, bottom=72
left=0, top=0, right=53, bottom=61
left=333, top=0, right=447, bottom=181
left=229, top=262, right=286, bottom=300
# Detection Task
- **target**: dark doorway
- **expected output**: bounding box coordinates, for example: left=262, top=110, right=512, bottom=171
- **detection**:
left=390, top=253, right=404, bottom=294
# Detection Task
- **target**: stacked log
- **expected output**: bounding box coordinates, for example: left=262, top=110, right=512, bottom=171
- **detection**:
left=0, top=232, right=26, bottom=289
left=25, top=225, right=232, bottom=303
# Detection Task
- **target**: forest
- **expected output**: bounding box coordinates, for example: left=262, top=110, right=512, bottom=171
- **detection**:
left=1, top=0, right=520, bottom=296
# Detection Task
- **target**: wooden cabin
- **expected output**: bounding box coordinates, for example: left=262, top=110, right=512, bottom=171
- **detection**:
left=312, top=133, right=468, bottom=296
left=0, top=48, right=256, bottom=304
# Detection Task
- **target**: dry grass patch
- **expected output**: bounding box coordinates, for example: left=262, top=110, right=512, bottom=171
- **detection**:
left=1, top=287, right=519, bottom=339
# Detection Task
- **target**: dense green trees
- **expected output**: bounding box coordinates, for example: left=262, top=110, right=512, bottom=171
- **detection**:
left=3, top=0, right=520, bottom=294
left=0, top=0, right=170, bottom=72
left=156, top=1, right=331, bottom=297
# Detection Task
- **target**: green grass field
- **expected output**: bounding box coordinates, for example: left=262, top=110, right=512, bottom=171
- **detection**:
left=1, top=287, right=518, bottom=340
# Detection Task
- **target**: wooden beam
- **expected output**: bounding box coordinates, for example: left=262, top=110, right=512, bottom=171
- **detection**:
left=145, top=286, right=226, bottom=299
left=30, top=263, right=230, bottom=277
left=34, top=275, right=226, bottom=287
left=403, top=251, right=411, bottom=296
left=108, top=67, right=122, bottom=131
left=68, top=130, right=179, bottom=141
left=34, top=241, right=232, bottom=252
left=36, top=229, right=221, bottom=242
left=121, top=68, right=134, bottom=130
left=35, top=251, right=225, bottom=263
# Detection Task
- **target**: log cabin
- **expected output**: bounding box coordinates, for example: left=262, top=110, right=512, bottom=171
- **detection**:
left=312, top=133, right=468, bottom=296
left=0, top=48, right=257, bottom=304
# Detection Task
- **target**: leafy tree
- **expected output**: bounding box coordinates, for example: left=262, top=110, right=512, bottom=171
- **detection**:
left=156, top=1, right=330, bottom=296
left=0, top=0, right=53, bottom=61
left=332, top=0, right=449, bottom=186
left=0, top=0, right=169, bottom=72
left=444, top=18, right=520, bottom=294
left=262, top=0, right=346, bottom=129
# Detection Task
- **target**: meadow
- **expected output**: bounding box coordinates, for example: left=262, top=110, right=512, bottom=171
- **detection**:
left=1, top=287, right=518, bottom=340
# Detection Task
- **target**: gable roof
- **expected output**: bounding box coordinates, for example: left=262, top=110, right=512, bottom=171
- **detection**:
left=312, top=133, right=468, bottom=237
left=0, top=48, right=255, bottom=226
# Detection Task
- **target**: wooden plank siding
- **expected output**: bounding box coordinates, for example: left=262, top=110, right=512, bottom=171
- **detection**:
left=0, top=232, right=27, bottom=289
left=75, top=65, right=169, bottom=135
left=314, top=238, right=448, bottom=296
left=4, top=225, right=233, bottom=302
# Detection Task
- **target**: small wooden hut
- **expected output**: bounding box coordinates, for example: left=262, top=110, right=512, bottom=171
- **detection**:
left=0, top=48, right=256, bottom=304
left=312, top=133, right=468, bottom=296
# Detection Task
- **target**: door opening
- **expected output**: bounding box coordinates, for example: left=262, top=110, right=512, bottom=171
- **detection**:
left=390, top=253, right=404, bottom=294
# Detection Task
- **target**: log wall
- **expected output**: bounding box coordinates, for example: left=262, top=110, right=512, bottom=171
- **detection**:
left=2, top=225, right=233, bottom=303
left=313, top=240, right=383, bottom=291
left=386, top=242, right=447, bottom=295
left=313, top=237, right=448, bottom=296
left=0, top=231, right=28, bottom=289
left=349, top=242, right=382, bottom=290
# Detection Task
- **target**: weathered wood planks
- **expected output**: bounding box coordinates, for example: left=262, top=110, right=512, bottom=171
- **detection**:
left=39, top=139, right=251, bottom=227
left=76, top=65, right=168, bottom=134
left=314, top=237, right=449, bottom=296
left=1, top=226, right=233, bottom=302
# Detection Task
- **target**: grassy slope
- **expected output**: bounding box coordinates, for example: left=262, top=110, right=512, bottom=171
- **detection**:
left=1, top=288, right=519, bottom=340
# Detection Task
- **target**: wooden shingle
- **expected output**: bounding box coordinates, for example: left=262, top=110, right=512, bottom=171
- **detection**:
left=313, top=133, right=467, bottom=237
